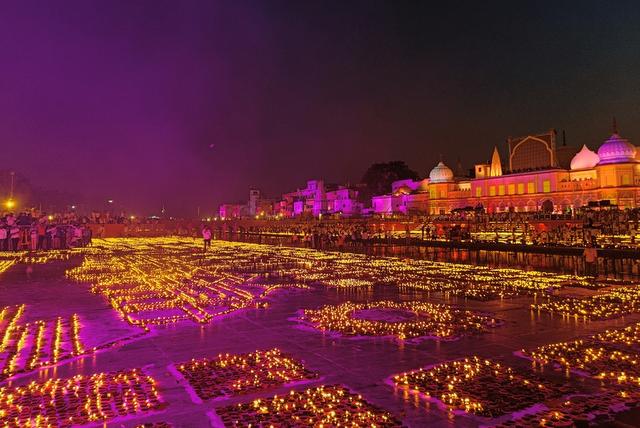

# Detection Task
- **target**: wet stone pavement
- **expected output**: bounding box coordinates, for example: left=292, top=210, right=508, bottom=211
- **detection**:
left=0, top=238, right=639, bottom=427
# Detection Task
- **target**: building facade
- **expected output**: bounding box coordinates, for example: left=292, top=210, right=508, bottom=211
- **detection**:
left=373, top=127, right=640, bottom=215
left=220, top=180, right=362, bottom=219
left=218, top=203, right=244, bottom=219
left=279, top=180, right=362, bottom=217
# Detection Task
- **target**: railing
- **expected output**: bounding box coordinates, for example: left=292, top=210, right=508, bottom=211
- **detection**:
left=215, top=230, right=640, bottom=279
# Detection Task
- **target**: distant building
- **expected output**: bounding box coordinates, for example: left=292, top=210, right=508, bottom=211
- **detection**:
left=274, top=180, right=363, bottom=217
left=218, top=188, right=277, bottom=219
left=279, top=180, right=325, bottom=217
left=218, top=203, right=244, bottom=219
left=248, top=189, right=260, bottom=216
left=220, top=179, right=361, bottom=219
left=326, top=186, right=362, bottom=216
left=254, top=197, right=276, bottom=218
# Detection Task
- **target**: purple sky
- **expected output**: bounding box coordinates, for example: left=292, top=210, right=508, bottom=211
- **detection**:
left=2, top=1, right=640, bottom=216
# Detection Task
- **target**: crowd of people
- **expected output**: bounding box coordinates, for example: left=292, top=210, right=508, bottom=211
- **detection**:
left=434, top=208, right=640, bottom=247
left=211, top=208, right=640, bottom=250
left=6, top=205, right=640, bottom=253
left=0, top=212, right=92, bottom=251
left=212, top=220, right=412, bottom=250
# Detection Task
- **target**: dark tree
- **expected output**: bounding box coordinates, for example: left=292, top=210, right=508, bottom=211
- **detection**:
left=359, top=161, right=419, bottom=204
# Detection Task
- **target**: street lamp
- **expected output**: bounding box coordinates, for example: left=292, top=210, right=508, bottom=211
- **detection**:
left=5, top=171, right=15, bottom=210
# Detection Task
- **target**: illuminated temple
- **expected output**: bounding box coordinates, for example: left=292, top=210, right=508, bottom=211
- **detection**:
left=373, top=124, right=640, bottom=215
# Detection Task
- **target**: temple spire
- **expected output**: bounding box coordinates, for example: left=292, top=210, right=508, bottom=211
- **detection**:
left=456, top=156, right=464, bottom=177
left=489, top=146, right=502, bottom=177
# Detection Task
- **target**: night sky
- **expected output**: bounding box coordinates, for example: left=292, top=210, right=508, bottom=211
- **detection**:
left=2, top=1, right=640, bottom=216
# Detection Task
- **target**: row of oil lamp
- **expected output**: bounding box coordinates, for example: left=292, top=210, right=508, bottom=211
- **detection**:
left=0, top=306, right=87, bottom=381
left=0, top=369, right=162, bottom=427
left=531, top=286, right=640, bottom=320
left=61, top=237, right=631, bottom=336
left=489, top=389, right=640, bottom=428
left=176, top=348, right=317, bottom=400
left=392, top=357, right=562, bottom=418
left=0, top=344, right=397, bottom=427
left=0, top=250, right=76, bottom=278
left=0, top=260, right=15, bottom=276
left=175, top=347, right=399, bottom=426
left=65, top=239, right=322, bottom=328
left=215, top=385, right=401, bottom=427
left=75, top=237, right=603, bottom=306
left=523, top=322, right=640, bottom=385
left=302, top=301, right=499, bottom=340
left=67, top=248, right=258, bottom=327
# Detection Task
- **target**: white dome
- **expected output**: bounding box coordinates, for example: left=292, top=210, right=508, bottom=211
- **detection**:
left=428, top=161, right=454, bottom=183
left=570, top=145, right=600, bottom=170
left=597, top=133, right=637, bottom=164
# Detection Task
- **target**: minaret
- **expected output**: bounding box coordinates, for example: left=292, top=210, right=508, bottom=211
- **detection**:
left=489, top=146, right=502, bottom=177
left=455, top=157, right=465, bottom=177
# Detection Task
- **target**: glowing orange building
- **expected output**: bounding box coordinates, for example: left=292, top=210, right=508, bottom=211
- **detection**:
left=373, top=126, right=640, bottom=215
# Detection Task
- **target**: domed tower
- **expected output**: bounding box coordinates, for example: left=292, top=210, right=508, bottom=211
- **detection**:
left=570, top=145, right=600, bottom=170
left=427, top=161, right=455, bottom=214
left=428, top=161, right=454, bottom=183
left=595, top=119, right=638, bottom=200
left=597, top=118, right=637, bottom=165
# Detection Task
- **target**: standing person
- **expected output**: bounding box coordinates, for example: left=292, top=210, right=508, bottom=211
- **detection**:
left=0, top=226, right=6, bottom=251
left=37, top=219, right=47, bottom=250
left=82, top=226, right=92, bottom=247
left=57, top=226, right=67, bottom=249
left=50, top=225, right=59, bottom=249
left=583, top=244, right=598, bottom=277
left=10, top=226, right=20, bottom=252
left=72, top=224, right=83, bottom=246
left=6, top=213, right=16, bottom=228
left=30, top=226, right=38, bottom=251
left=202, top=225, right=212, bottom=251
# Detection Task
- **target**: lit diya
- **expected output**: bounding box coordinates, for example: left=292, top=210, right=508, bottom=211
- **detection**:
left=301, top=301, right=500, bottom=341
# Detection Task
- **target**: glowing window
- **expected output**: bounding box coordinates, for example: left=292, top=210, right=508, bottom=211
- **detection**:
left=543, top=180, right=551, bottom=193
left=527, top=182, right=535, bottom=193
left=489, top=186, right=496, bottom=196
left=476, top=187, right=482, bottom=197
left=498, top=185, right=505, bottom=196
left=517, top=183, right=524, bottom=194
left=508, top=184, right=515, bottom=195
